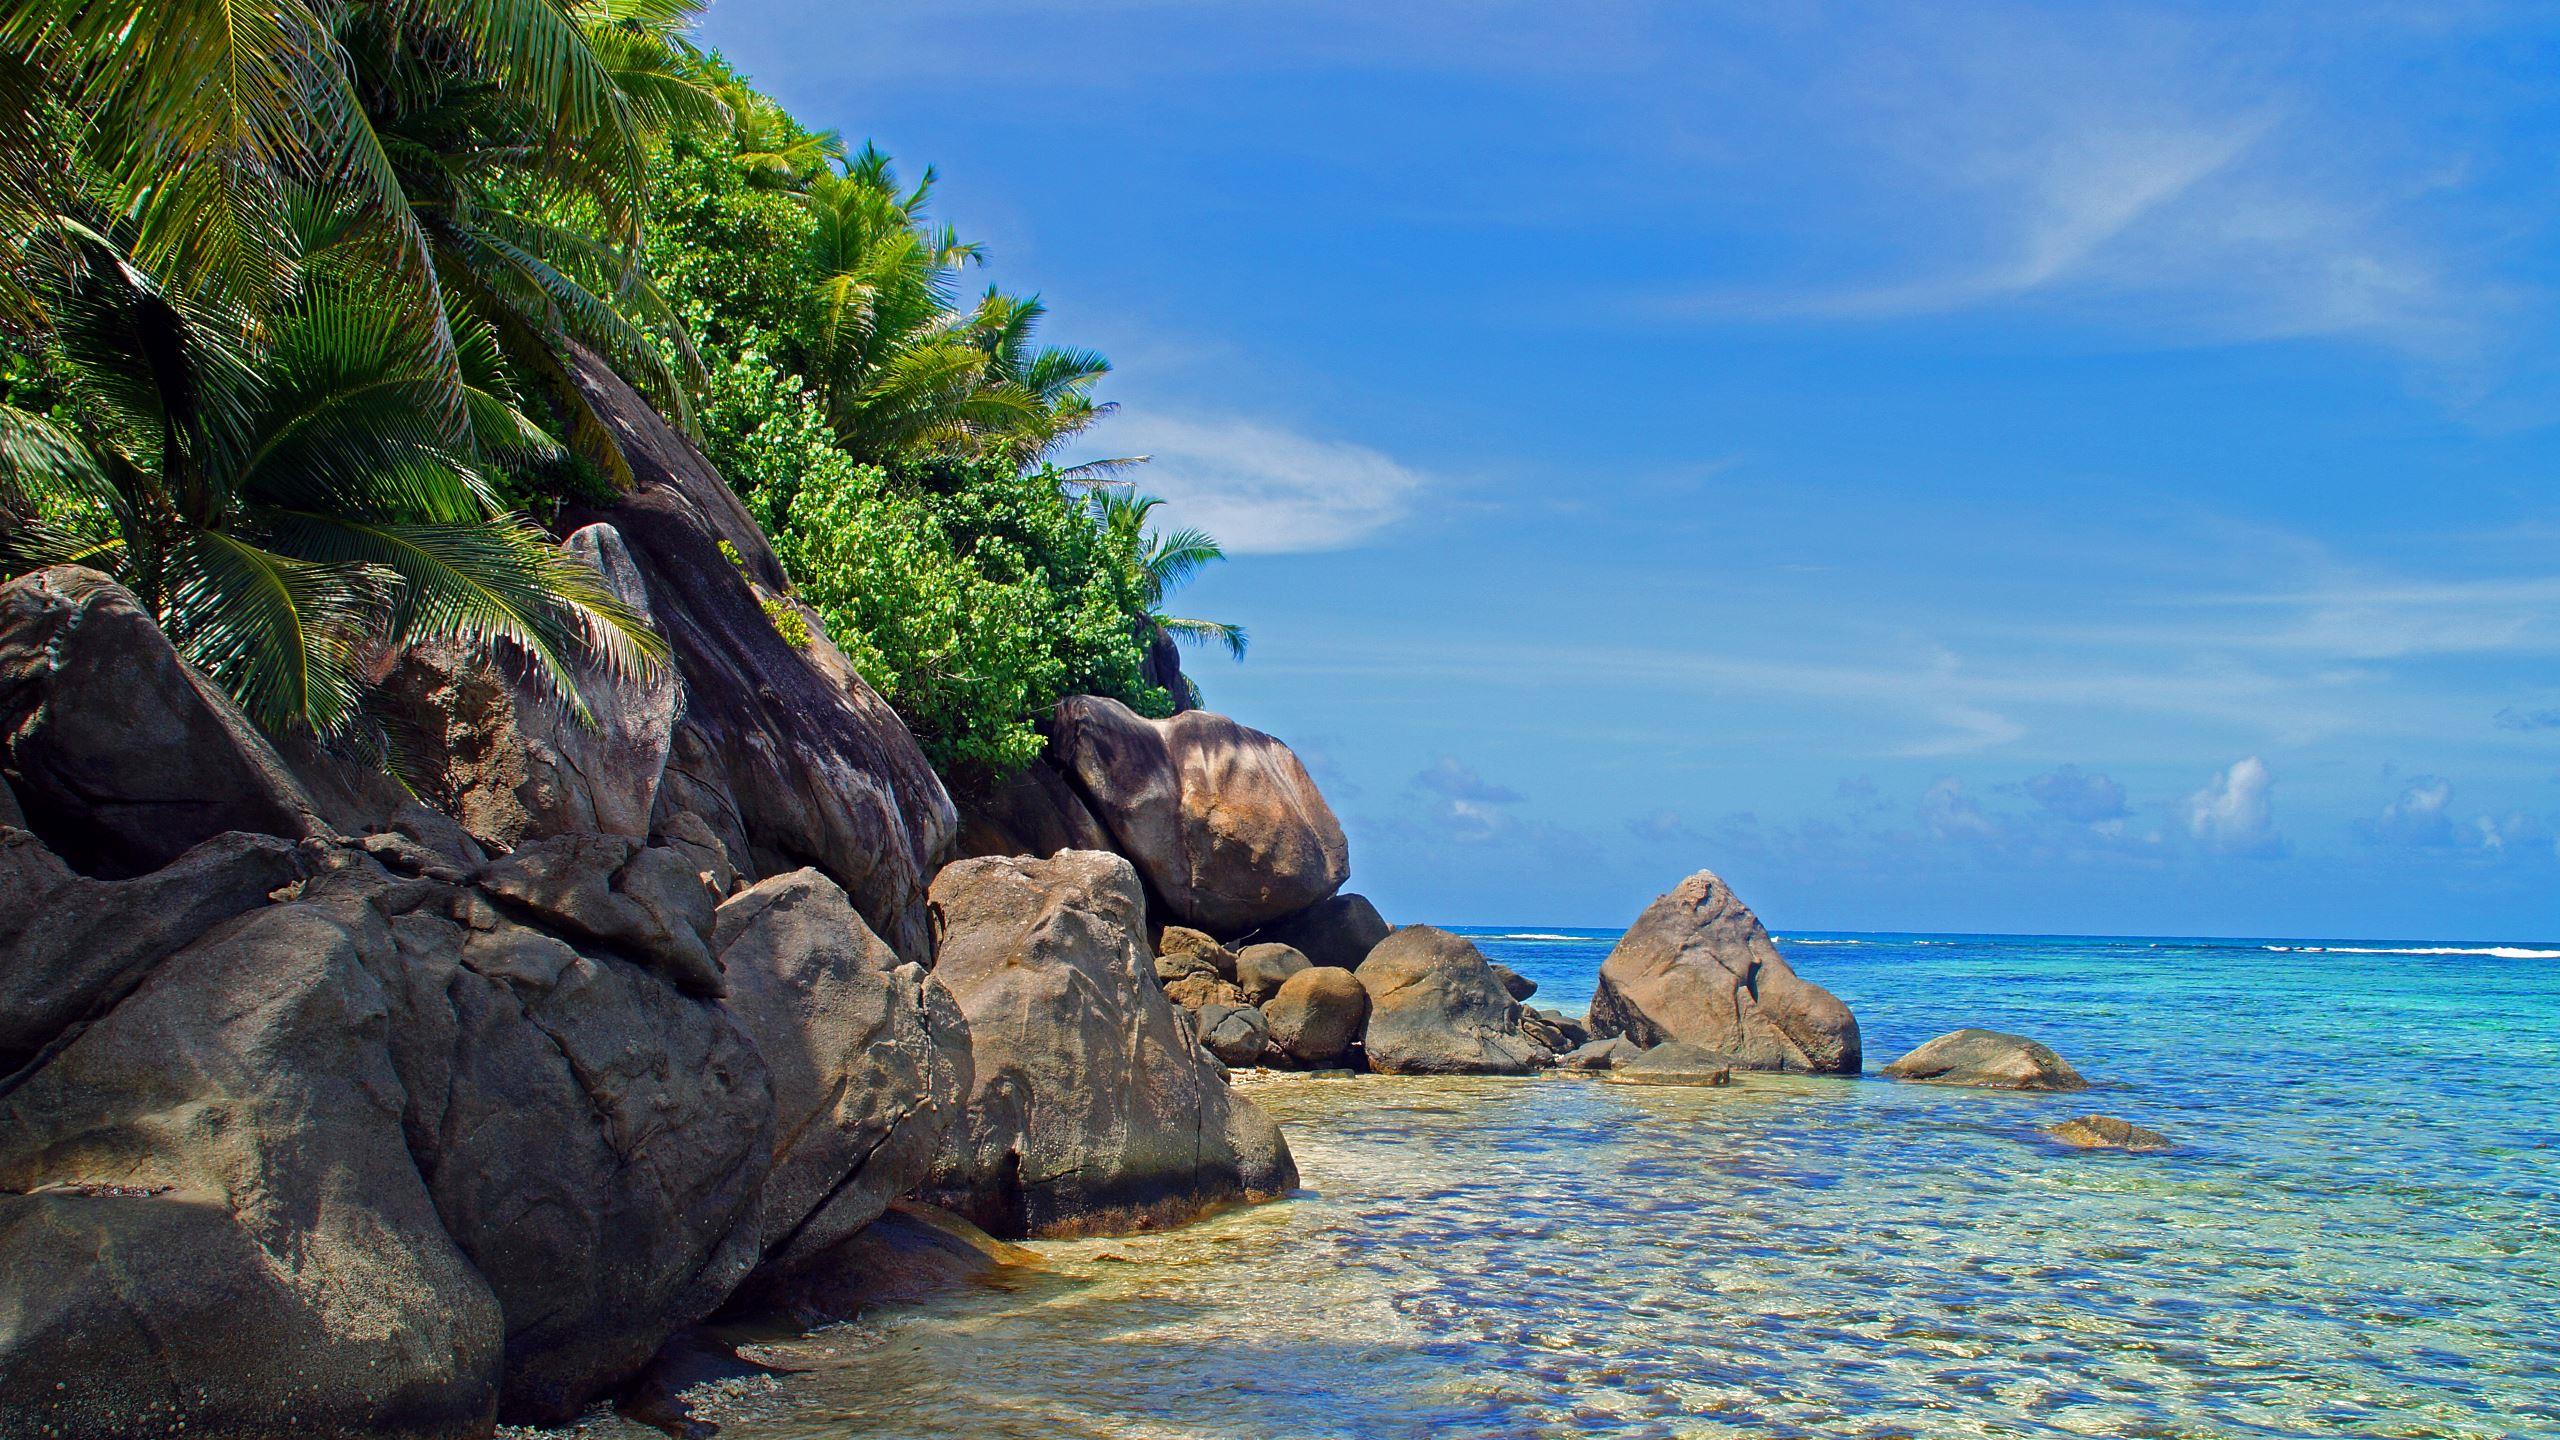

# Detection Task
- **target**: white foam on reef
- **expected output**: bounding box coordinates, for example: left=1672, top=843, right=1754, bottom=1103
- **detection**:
left=2264, top=944, right=2560, bottom=959
left=1481, top=933, right=1586, bottom=942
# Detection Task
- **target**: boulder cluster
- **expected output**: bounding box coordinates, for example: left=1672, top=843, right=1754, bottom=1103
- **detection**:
left=0, top=364, right=1299, bottom=1438
left=0, top=351, right=2149, bottom=1439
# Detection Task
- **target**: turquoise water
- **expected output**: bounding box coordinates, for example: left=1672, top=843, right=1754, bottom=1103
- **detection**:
left=596, top=931, right=2560, bottom=1439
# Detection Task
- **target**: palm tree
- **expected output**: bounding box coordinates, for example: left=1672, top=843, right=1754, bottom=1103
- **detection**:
left=0, top=224, right=660, bottom=736
left=1089, top=487, right=1246, bottom=698
left=1, top=0, right=716, bottom=481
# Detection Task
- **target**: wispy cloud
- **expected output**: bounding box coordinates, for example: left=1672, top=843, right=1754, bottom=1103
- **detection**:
left=1089, top=412, right=1430, bottom=553
left=2026, top=765, right=2131, bottom=824
left=1648, top=3, right=2519, bottom=373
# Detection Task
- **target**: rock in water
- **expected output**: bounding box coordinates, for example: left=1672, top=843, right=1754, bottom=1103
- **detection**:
left=1236, top=942, right=1314, bottom=1004
left=1556, top=1036, right=1643, bottom=1071
left=1262, top=966, right=1370, bottom=1066
left=0, top=898, right=505, bottom=1440
left=710, top=870, right=970, bottom=1286
left=1605, top=1041, right=1737, bottom=1087
left=1520, top=1007, right=1588, bottom=1054
left=562, top=344, right=954, bottom=962
left=2046, top=1114, right=2171, bottom=1150
left=0, top=566, right=328, bottom=874
left=1046, top=695, right=1350, bottom=933
left=1489, top=962, right=1538, bottom=1001
left=1883, top=1028, right=2087, bottom=1090
left=1587, top=870, right=1860, bottom=1074
left=1355, top=926, right=1548, bottom=1075
left=1243, top=892, right=1392, bottom=971
left=922, top=851, right=1296, bottom=1236
left=1194, top=1003, right=1272, bottom=1067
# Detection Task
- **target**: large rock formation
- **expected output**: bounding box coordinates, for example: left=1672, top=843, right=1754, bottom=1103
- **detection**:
left=1240, top=891, right=1392, bottom=971
left=710, top=869, right=969, bottom=1283
left=476, top=832, right=726, bottom=997
left=375, top=524, right=680, bottom=851
left=0, top=627, right=976, bottom=1434
left=1587, top=871, right=1861, bottom=1074
left=356, top=860, right=773, bottom=1424
left=1884, top=1029, right=2086, bottom=1090
left=949, top=757, right=1114, bottom=862
left=921, top=851, right=1296, bottom=1235
left=0, top=567, right=328, bottom=874
left=1046, top=695, right=1349, bottom=934
left=1355, top=926, right=1547, bottom=1075
left=561, top=346, right=954, bottom=961
left=0, top=827, right=305, bottom=1076
left=0, top=892, right=506, bottom=1440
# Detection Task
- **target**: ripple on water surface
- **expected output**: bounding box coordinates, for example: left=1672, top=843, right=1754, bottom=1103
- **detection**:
left=564, top=933, right=2560, bottom=1440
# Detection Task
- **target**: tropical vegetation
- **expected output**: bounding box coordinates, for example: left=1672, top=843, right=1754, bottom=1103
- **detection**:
left=0, top=2, right=1247, bottom=782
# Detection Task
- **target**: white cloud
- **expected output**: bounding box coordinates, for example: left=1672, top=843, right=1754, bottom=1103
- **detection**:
left=1086, top=413, right=1429, bottom=553
left=2185, top=756, right=2280, bottom=854
left=2369, top=776, right=2457, bottom=847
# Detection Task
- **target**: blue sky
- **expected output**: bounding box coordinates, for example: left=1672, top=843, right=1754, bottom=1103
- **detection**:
left=698, top=0, right=2560, bottom=940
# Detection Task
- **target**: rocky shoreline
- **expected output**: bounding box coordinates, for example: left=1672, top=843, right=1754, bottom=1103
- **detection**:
left=0, top=353, right=2103, bottom=1440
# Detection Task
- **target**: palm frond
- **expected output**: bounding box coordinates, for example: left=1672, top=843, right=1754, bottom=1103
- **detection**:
left=164, top=527, right=389, bottom=736
left=1155, top=614, right=1248, bottom=661
left=263, top=508, right=666, bottom=726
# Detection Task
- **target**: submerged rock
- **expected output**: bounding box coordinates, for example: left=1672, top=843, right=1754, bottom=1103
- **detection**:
left=1605, top=1041, right=1737, bottom=1087
left=717, top=1200, right=1039, bottom=1328
left=1355, top=926, right=1547, bottom=1075
left=1588, top=870, right=1861, bottom=1074
left=921, top=851, right=1295, bottom=1236
left=2045, top=1114, right=2171, bottom=1150
left=1236, top=942, right=1314, bottom=1005
left=1262, top=966, right=1370, bottom=1067
left=1047, top=695, right=1350, bottom=933
left=1243, top=891, right=1392, bottom=972
left=1884, top=1028, right=2087, bottom=1090
left=0, top=566, right=328, bottom=875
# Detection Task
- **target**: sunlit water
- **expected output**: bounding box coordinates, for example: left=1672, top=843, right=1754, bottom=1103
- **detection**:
left=586, top=931, right=2560, bottom=1439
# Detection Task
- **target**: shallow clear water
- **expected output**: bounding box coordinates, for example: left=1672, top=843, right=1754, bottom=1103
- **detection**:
left=613, top=931, right=2560, bottom=1439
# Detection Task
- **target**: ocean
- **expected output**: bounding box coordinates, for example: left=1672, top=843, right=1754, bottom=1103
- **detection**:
left=575, top=930, right=2560, bottom=1439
